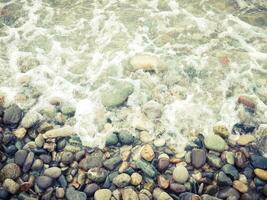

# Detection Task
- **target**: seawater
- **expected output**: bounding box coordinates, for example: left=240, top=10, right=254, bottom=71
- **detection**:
left=0, top=0, right=267, bottom=150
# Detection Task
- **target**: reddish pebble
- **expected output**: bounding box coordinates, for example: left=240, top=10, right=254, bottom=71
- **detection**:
left=238, top=96, right=256, bottom=110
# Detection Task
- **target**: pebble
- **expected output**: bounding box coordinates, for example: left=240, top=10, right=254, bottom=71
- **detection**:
left=118, top=130, right=134, bottom=145
left=157, top=175, right=169, bottom=189
left=39, top=154, right=52, bottom=164
left=233, top=180, right=248, bottom=193
left=225, top=151, right=235, bottom=165
left=31, top=158, right=43, bottom=170
left=36, top=176, right=53, bottom=189
left=94, top=189, right=112, bottom=200
left=56, top=187, right=65, bottom=198
left=140, top=131, right=153, bottom=143
left=35, top=134, right=45, bottom=148
left=21, top=110, right=42, bottom=128
left=170, top=183, right=186, bottom=194
left=217, top=171, right=232, bottom=186
left=3, top=178, right=20, bottom=194
left=79, top=151, right=103, bottom=170
left=105, top=133, right=119, bottom=146
left=131, top=172, right=143, bottom=185
left=61, top=151, right=74, bottom=165
left=13, top=128, right=27, bottom=139
left=237, top=134, right=256, bottom=145
left=87, top=167, right=108, bottom=183
left=66, top=187, right=86, bottom=200
left=173, top=165, right=189, bottom=183
left=84, top=183, right=100, bottom=197
left=112, top=173, right=131, bottom=188
left=201, top=194, right=221, bottom=200
left=251, top=155, right=267, bottom=170
left=254, top=168, right=267, bottom=181
left=222, top=164, right=239, bottom=180
left=238, top=96, right=256, bottom=110
left=119, top=161, right=129, bottom=173
left=191, top=149, right=206, bottom=168
left=153, top=138, right=166, bottom=147
left=153, top=188, right=173, bottom=200
left=157, top=157, right=170, bottom=172
left=43, top=126, right=74, bottom=139
left=130, top=54, right=160, bottom=71
left=0, top=187, right=10, bottom=200
left=44, top=167, right=62, bottom=179
left=235, top=151, right=248, bottom=168
left=0, top=163, right=21, bottom=180
left=213, top=124, right=229, bottom=138
left=22, top=151, right=34, bottom=173
left=136, top=159, right=157, bottom=178
left=263, top=185, right=267, bottom=197
left=122, top=188, right=139, bottom=200
left=141, top=144, right=155, bottom=161
left=3, top=104, right=23, bottom=127
left=207, top=154, right=223, bottom=168
left=204, top=134, right=226, bottom=152
left=103, top=156, right=122, bottom=170
left=218, top=187, right=240, bottom=200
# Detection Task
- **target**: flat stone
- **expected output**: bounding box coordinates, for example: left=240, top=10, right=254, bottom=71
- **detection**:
left=36, top=176, right=53, bottom=189
left=94, top=189, right=112, bottom=200
left=204, top=134, right=226, bottom=152
left=21, top=111, right=42, bottom=128
left=79, top=150, right=103, bottom=170
left=251, top=155, right=267, bottom=170
left=217, top=171, right=232, bottom=186
left=237, top=134, right=256, bottom=145
left=0, top=163, right=21, bottom=181
left=43, top=126, right=74, bottom=139
left=55, top=187, right=65, bottom=199
left=136, top=159, right=157, bottom=178
left=3, top=179, right=20, bottom=194
left=140, top=144, right=155, bottom=161
left=173, top=165, right=189, bottom=184
left=87, top=167, right=108, bottom=183
left=254, top=168, right=267, bottom=181
left=103, top=156, right=122, bottom=170
left=222, top=164, right=239, bottom=180
left=66, top=187, right=86, bottom=200
left=112, top=173, right=131, bottom=188
left=3, top=104, right=23, bottom=128
left=121, top=188, right=139, bottom=200
left=44, top=167, right=62, bottom=179
left=191, top=149, right=206, bottom=168
left=22, top=151, right=34, bottom=173
left=233, top=180, right=248, bottom=193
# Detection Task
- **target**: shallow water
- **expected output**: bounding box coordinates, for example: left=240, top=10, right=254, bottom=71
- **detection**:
left=0, top=0, right=267, bottom=150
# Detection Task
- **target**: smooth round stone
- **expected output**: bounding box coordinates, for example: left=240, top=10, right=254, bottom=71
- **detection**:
left=61, top=151, right=74, bottom=165
left=22, top=151, right=34, bottom=173
left=44, top=167, right=62, bottom=179
left=131, top=172, right=143, bottom=186
left=254, top=168, right=267, bottom=181
left=79, top=151, right=103, bottom=170
left=153, top=188, right=173, bottom=200
left=213, top=124, right=229, bottom=138
left=217, top=171, right=232, bottom=186
left=173, top=165, right=189, bottom=183
left=35, top=134, right=45, bottom=148
left=204, top=134, right=226, bottom=152
left=36, top=176, right=53, bottom=189
left=31, top=159, right=43, bottom=170
left=170, top=183, right=186, bottom=194
left=218, top=187, right=240, bottom=199
left=66, top=187, right=86, bottom=200
left=191, top=149, right=206, bottom=168
left=153, top=138, right=166, bottom=147
left=14, top=150, right=28, bottom=166
left=157, top=158, right=170, bottom=172
left=140, top=131, right=153, bottom=143
left=122, top=188, right=139, bottom=200
left=39, top=154, right=52, bottom=164
left=118, top=131, right=134, bottom=145
left=87, top=168, right=108, bottom=183
left=157, top=175, right=169, bottom=189
left=240, top=193, right=253, bottom=200
left=251, top=155, right=267, bottom=170
left=103, top=156, right=122, bottom=170
left=225, top=152, right=235, bottom=165
left=3, top=179, right=20, bottom=194
left=140, top=144, right=155, bottom=161
left=233, top=180, right=248, bottom=193
left=55, top=187, right=65, bottom=198
left=5, top=145, right=17, bottom=155
left=75, top=150, right=85, bottom=161
left=222, top=164, right=239, bottom=180
left=0, top=187, right=10, bottom=200
left=235, top=151, right=248, bottom=168
left=112, top=173, right=131, bottom=188
left=13, top=128, right=27, bottom=139
left=0, top=163, right=21, bottom=180
left=3, top=104, right=23, bottom=127
left=105, top=133, right=118, bottom=146
left=237, top=134, right=255, bottom=145
left=94, top=189, right=112, bottom=200
left=84, top=183, right=100, bottom=197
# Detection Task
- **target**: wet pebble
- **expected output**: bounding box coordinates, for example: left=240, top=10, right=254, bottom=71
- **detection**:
left=122, top=188, right=139, bottom=200
left=170, top=183, right=186, bottom=194
left=36, top=176, right=53, bottom=189
left=0, top=163, right=21, bottom=180
left=3, top=178, right=20, bottom=194
left=35, top=134, right=45, bottom=148
left=13, top=127, right=27, bottom=139
left=55, top=187, right=65, bottom=198
left=0, top=187, right=10, bottom=200
left=22, top=151, right=34, bottom=173
left=157, top=175, right=169, bottom=189
left=217, top=171, right=232, bottom=186
left=235, top=151, right=248, bottom=168
left=251, top=155, right=267, bottom=170
left=94, top=189, right=112, bottom=200
left=3, top=104, right=23, bottom=128
left=112, top=173, right=131, bottom=188
left=131, top=172, right=143, bottom=186
left=233, top=180, right=248, bottom=193
left=66, top=187, right=86, bottom=200
left=218, top=187, right=240, bottom=200
left=84, top=183, right=100, bottom=197
left=191, top=149, right=206, bottom=168
left=173, top=165, right=189, bottom=183
left=103, top=155, right=122, bottom=170
left=157, top=157, right=170, bottom=172
left=31, top=159, right=43, bottom=170
left=79, top=151, right=103, bottom=170
left=118, top=130, right=134, bottom=145
left=44, top=167, right=62, bottom=179
left=254, top=168, right=267, bottom=181
left=222, top=164, right=239, bottom=180
left=140, top=144, right=155, bottom=161
left=61, top=151, right=74, bottom=165
left=87, top=167, right=108, bottom=183
left=39, top=154, right=52, bottom=164
left=204, top=134, right=226, bottom=152
left=105, top=133, right=119, bottom=146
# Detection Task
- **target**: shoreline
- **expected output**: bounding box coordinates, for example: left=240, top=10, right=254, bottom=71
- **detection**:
left=0, top=103, right=267, bottom=200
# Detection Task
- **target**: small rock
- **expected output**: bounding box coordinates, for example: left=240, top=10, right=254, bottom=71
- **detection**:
left=207, top=154, right=223, bottom=168
left=119, top=161, right=129, bottom=173
left=136, top=159, right=157, bottom=178
left=235, top=151, right=248, bottom=168
left=218, top=187, right=240, bottom=199
left=130, top=54, right=160, bottom=71
left=43, top=126, right=74, bottom=139
left=103, top=156, right=122, bottom=170
left=204, top=134, right=226, bottom=152
left=56, top=187, right=65, bottom=198
left=213, top=124, right=229, bottom=138
left=22, top=151, right=34, bottom=173
left=240, top=193, right=253, bottom=200
left=157, top=158, right=170, bottom=172
left=35, top=134, right=45, bottom=148
left=3, top=104, right=23, bottom=128
left=201, top=194, right=221, bottom=200
left=140, top=131, right=153, bottom=143
left=44, top=167, right=62, bottom=179
left=14, top=150, right=28, bottom=166
left=237, top=134, right=256, bottom=145
left=238, top=96, right=256, bottom=110
left=170, top=183, right=186, bottom=194
left=13, top=128, right=27, bottom=139
left=0, top=163, right=21, bottom=180
left=87, top=167, right=108, bottom=183
left=222, top=164, right=239, bottom=180
left=254, top=168, right=267, bottom=181
left=153, top=138, right=166, bottom=147
left=157, top=175, right=169, bottom=189
left=112, top=173, right=131, bottom=188
left=105, top=133, right=119, bottom=146
left=31, top=159, right=43, bottom=170
left=173, top=165, right=189, bottom=184
left=225, top=152, right=235, bottom=165
left=0, top=187, right=10, bottom=200
left=118, top=130, right=134, bottom=145
left=94, top=189, right=112, bottom=200
left=3, top=179, right=20, bottom=194
left=39, top=154, right=52, bottom=164
left=66, top=187, right=86, bottom=200
left=191, top=149, right=206, bottom=168
left=36, top=176, right=53, bottom=189
left=62, top=151, right=74, bottom=165
left=21, top=111, right=42, bottom=128
left=233, top=180, right=248, bottom=193
left=153, top=188, right=173, bottom=200
left=84, top=183, right=100, bottom=197
left=217, top=171, right=232, bottom=186
left=121, top=188, right=139, bottom=200
left=141, top=144, right=155, bottom=161
left=131, top=172, right=143, bottom=186
left=250, top=155, right=267, bottom=170
left=263, top=185, right=267, bottom=197
left=79, top=150, right=103, bottom=170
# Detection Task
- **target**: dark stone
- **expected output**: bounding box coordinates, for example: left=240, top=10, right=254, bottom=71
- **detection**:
left=136, top=159, right=157, bottom=178
left=240, top=193, right=253, bottom=200
left=41, top=187, right=53, bottom=200
left=217, top=171, right=232, bottom=186
left=118, top=130, right=134, bottom=145
left=157, top=158, right=170, bottom=172
left=39, top=154, right=52, bottom=164
left=36, top=176, right=53, bottom=189
left=170, top=183, right=186, bottom=194
left=103, top=176, right=111, bottom=188
left=204, top=185, right=218, bottom=196
left=3, top=104, right=23, bottom=128
left=22, top=151, right=34, bottom=173
left=222, top=164, right=239, bottom=180
left=0, top=187, right=10, bottom=200
left=103, top=156, right=122, bottom=170
left=5, top=145, right=17, bottom=155
left=57, top=175, right=68, bottom=188
left=191, top=149, right=206, bottom=168
left=14, top=148, right=27, bottom=164
left=57, top=138, right=66, bottom=151
left=87, top=167, right=108, bottom=183
left=66, top=187, right=86, bottom=200
left=32, top=148, right=47, bottom=155
left=235, top=151, right=248, bottom=168
left=61, top=151, right=74, bottom=165
left=2, top=133, right=16, bottom=145
left=218, top=187, right=240, bottom=199
left=75, top=150, right=85, bottom=161
left=79, top=150, right=103, bottom=170
left=0, top=163, right=21, bottom=181
left=251, top=155, right=267, bottom=170
left=263, top=185, right=267, bottom=197
left=232, top=123, right=256, bottom=134
left=84, top=183, right=99, bottom=197
left=243, top=166, right=254, bottom=180
left=105, top=133, right=119, bottom=146
left=254, top=177, right=266, bottom=186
